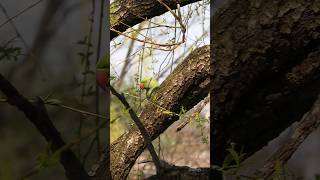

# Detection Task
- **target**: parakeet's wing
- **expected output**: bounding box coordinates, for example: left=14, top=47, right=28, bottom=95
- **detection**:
left=141, top=77, right=158, bottom=89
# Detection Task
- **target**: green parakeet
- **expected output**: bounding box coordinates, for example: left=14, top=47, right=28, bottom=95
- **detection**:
left=138, top=77, right=159, bottom=99
left=96, top=53, right=109, bottom=91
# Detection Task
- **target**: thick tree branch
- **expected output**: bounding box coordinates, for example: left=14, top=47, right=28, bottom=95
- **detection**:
left=211, top=0, right=320, bottom=169
left=145, top=160, right=210, bottom=180
left=0, top=74, right=90, bottom=180
left=110, top=0, right=201, bottom=39
left=256, top=94, right=320, bottom=178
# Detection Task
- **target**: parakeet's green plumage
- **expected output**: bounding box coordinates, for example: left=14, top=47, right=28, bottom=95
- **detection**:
left=140, top=77, right=159, bottom=99
left=140, top=77, right=158, bottom=90
left=96, top=53, right=110, bottom=69
left=96, top=53, right=110, bottom=90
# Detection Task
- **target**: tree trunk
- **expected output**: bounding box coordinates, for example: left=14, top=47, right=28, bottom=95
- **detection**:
left=211, top=0, right=320, bottom=167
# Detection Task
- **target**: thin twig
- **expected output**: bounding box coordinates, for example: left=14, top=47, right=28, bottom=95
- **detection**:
left=0, top=0, right=44, bottom=28
left=0, top=2, right=29, bottom=49
left=110, top=85, right=163, bottom=174
left=111, top=28, right=184, bottom=51
left=56, top=104, right=107, bottom=119
left=156, top=0, right=186, bottom=33
left=79, top=0, right=96, bottom=159
left=0, top=98, right=107, bottom=119
left=117, top=24, right=141, bottom=87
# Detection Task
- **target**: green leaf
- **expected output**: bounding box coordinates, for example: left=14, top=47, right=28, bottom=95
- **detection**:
left=274, top=160, right=283, bottom=178
left=37, top=143, right=61, bottom=169
left=226, top=147, right=240, bottom=166
left=45, top=99, right=62, bottom=105
left=162, top=110, right=174, bottom=116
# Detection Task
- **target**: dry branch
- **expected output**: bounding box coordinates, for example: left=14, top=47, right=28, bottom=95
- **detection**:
left=256, top=95, right=320, bottom=178
left=145, top=160, right=210, bottom=180
left=0, top=73, right=90, bottom=180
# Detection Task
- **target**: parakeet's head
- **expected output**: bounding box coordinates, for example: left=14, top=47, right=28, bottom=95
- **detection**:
left=138, top=77, right=158, bottom=90
left=138, top=83, right=145, bottom=90
left=96, top=53, right=110, bottom=91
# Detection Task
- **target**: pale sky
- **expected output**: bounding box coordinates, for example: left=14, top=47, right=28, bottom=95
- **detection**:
left=110, top=1, right=210, bottom=85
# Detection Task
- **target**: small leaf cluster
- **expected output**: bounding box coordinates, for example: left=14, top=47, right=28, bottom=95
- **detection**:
left=0, top=42, right=22, bottom=61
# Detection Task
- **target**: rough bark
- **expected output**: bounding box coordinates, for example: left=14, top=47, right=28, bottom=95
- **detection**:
left=110, top=0, right=201, bottom=39
left=91, top=45, right=210, bottom=179
left=145, top=162, right=210, bottom=180
left=89, top=148, right=110, bottom=180
left=211, top=0, right=320, bottom=169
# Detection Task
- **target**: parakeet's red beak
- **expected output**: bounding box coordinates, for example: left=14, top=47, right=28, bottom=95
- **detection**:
left=96, top=70, right=108, bottom=91
left=138, top=83, right=144, bottom=90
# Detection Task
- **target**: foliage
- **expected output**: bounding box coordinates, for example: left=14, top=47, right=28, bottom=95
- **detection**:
left=37, top=143, right=61, bottom=170
left=77, top=36, right=94, bottom=65
left=210, top=143, right=247, bottom=179
left=0, top=41, right=22, bottom=61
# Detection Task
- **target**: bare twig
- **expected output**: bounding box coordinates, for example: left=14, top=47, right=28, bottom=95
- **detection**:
left=156, top=31, right=208, bottom=79
left=117, top=24, right=141, bottom=87
left=53, top=104, right=107, bottom=119
left=0, top=2, right=29, bottom=49
left=110, top=85, right=163, bottom=174
left=0, top=0, right=44, bottom=28
left=156, top=0, right=186, bottom=33
left=79, top=0, right=96, bottom=159
left=111, top=27, right=184, bottom=51
left=1, top=98, right=107, bottom=119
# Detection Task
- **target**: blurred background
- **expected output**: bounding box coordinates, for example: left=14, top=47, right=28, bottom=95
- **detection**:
left=0, top=0, right=107, bottom=179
